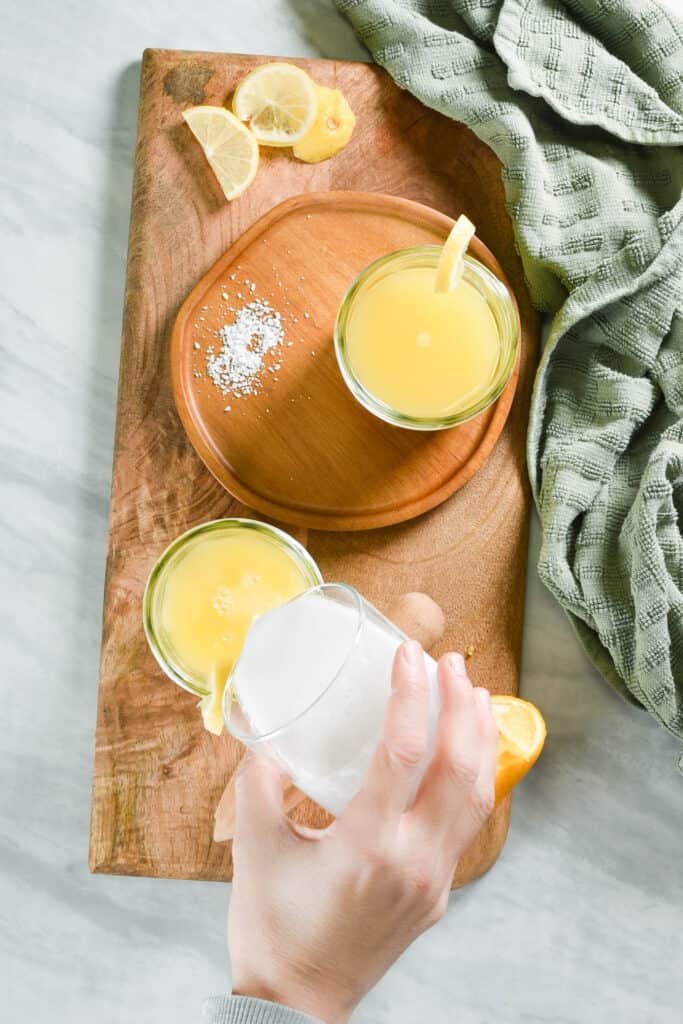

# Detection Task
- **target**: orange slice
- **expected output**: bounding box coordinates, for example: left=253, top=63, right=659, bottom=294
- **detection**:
left=492, top=695, right=546, bottom=802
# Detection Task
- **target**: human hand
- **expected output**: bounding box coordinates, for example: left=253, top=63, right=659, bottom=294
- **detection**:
left=228, top=640, right=498, bottom=1024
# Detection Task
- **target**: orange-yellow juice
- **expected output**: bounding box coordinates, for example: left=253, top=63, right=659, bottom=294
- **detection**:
left=151, top=525, right=319, bottom=694
left=344, top=264, right=500, bottom=420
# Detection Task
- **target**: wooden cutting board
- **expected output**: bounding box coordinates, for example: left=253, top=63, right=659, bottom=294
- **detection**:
left=89, top=49, right=539, bottom=885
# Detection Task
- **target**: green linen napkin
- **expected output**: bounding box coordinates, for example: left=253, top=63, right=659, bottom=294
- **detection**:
left=336, top=0, right=683, bottom=758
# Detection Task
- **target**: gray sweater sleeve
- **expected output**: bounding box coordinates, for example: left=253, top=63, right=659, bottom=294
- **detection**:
left=203, top=996, right=326, bottom=1024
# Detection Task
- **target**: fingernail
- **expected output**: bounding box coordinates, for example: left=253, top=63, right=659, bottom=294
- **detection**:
left=402, top=639, right=423, bottom=665
left=447, top=652, right=466, bottom=674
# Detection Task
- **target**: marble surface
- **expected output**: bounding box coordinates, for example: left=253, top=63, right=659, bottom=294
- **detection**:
left=2, top=1, right=682, bottom=1021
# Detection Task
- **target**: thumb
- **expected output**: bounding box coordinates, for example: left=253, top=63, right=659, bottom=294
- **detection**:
left=233, top=752, right=286, bottom=853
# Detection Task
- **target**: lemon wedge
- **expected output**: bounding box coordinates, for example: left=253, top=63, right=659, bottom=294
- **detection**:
left=199, top=665, right=227, bottom=736
left=491, top=695, right=547, bottom=803
left=233, top=62, right=318, bottom=147
left=183, top=106, right=259, bottom=201
left=293, top=85, right=355, bottom=163
left=435, top=214, right=476, bottom=293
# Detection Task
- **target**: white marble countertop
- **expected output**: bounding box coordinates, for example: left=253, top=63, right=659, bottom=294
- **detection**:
left=2, top=1, right=682, bottom=1021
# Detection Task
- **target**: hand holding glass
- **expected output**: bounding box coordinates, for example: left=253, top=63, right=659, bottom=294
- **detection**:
left=224, top=583, right=441, bottom=815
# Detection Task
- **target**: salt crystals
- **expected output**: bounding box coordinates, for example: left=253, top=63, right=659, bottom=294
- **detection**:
left=207, top=299, right=284, bottom=399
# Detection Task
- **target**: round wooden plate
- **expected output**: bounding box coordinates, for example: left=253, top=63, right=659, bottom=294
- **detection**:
left=170, top=192, right=521, bottom=531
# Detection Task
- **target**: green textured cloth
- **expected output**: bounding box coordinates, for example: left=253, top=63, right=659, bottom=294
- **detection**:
left=337, top=0, right=683, bottom=757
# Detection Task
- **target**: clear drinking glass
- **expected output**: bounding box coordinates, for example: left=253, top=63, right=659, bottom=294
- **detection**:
left=334, top=245, right=519, bottom=431
left=223, top=582, right=439, bottom=815
left=143, top=519, right=323, bottom=698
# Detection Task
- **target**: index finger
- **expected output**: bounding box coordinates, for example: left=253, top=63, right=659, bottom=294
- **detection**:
left=341, top=639, right=432, bottom=830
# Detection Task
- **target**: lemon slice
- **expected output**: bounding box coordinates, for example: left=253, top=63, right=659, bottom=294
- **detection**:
left=435, top=214, right=476, bottom=293
left=232, top=62, right=318, bottom=147
left=183, top=106, right=259, bottom=201
left=199, top=665, right=227, bottom=736
left=293, top=85, right=356, bottom=163
left=491, top=695, right=547, bottom=803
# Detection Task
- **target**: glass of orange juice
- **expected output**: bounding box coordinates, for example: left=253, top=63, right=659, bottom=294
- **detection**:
left=334, top=246, right=519, bottom=430
left=143, top=519, right=322, bottom=698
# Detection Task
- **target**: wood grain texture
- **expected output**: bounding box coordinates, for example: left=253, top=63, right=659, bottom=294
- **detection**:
left=170, top=191, right=520, bottom=530
left=89, top=49, right=539, bottom=885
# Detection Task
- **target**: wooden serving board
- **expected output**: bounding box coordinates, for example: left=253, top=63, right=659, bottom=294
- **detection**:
left=89, top=49, right=539, bottom=885
left=171, top=191, right=520, bottom=530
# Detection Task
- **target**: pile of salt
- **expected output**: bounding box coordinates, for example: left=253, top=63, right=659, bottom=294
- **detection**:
left=206, top=299, right=284, bottom=399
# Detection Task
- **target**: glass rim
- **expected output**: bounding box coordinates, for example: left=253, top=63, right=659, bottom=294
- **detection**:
left=223, top=581, right=372, bottom=745
left=142, top=517, right=324, bottom=699
left=334, top=245, right=520, bottom=431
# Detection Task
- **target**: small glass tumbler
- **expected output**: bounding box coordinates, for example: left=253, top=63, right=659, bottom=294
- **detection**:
left=223, top=582, right=439, bottom=815
left=334, top=245, right=519, bottom=431
left=143, top=518, right=323, bottom=698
